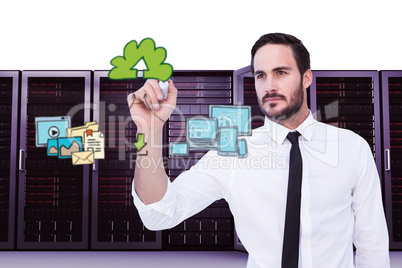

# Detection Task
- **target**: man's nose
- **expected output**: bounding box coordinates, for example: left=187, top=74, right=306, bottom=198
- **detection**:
left=265, top=76, right=277, bottom=93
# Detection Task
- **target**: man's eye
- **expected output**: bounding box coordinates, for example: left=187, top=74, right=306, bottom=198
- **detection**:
left=256, top=74, right=265, bottom=79
left=277, top=71, right=286, bottom=76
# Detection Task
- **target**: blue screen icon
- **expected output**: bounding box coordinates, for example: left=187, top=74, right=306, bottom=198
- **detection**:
left=35, top=116, right=71, bottom=147
left=169, top=142, right=189, bottom=156
left=209, top=105, right=251, bottom=136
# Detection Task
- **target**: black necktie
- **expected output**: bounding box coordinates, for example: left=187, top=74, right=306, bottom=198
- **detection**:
left=282, top=131, right=303, bottom=268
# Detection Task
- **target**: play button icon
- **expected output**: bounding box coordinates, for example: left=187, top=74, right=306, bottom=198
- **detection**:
left=48, top=126, right=60, bottom=138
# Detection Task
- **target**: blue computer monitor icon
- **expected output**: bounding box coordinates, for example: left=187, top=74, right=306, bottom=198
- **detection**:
left=209, top=105, right=251, bottom=136
left=186, top=117, right=218, bottom=149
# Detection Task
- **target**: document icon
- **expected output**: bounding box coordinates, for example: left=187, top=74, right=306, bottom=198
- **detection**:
left=84, top=130, right=105, bottom=159
left=67, top=122, right=99, bottom=141
left=72, top=150, right=95, bottom=165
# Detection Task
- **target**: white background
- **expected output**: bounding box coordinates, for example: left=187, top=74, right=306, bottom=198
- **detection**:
left=1, top=0, right=401, bottom=71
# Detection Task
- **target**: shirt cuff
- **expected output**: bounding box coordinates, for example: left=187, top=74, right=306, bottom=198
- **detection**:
left=132, top=176, right=174, bottom=215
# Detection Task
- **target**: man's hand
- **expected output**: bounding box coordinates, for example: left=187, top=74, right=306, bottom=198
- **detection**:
left=127, top=79, right=177, bottom=132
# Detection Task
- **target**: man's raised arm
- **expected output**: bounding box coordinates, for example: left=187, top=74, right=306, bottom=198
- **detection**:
left=127, top=79, right=177, bottom=205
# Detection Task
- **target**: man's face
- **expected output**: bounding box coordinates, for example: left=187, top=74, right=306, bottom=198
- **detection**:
left=253, top=44, right=306, bottom=122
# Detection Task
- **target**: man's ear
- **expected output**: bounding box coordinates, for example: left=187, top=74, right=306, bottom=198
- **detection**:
left=303, top=69, right=313, bottom=89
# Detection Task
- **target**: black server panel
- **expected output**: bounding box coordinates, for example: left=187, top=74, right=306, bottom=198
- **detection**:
left=234, top=66, right=264, bottom=130
left=310, top=71, right=382, bottom=173
left=382, top=71, right=402, bottom=249
left=243, top=76, right=266, bottom=129
left=17, top=71, right=91, bottom=249
left=165, top=71, right=234, bottom=250
left=0, top=71, right=19, bottom=249
left=91, top=71, right=161, bottom=249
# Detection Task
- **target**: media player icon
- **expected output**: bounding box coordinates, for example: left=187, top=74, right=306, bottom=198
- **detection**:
left=35, top=116, right=70, bottom=147
left=48, top=126, right=60, bottom=138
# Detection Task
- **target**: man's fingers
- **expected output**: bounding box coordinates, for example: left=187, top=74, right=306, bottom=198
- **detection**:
left=127, top=79, right=177, bottom=113
left=165, top=80, right=177, bottom=104
left=143, top=79, right=164, bottom=101
left=143, top=85, right=161, bottom=110
left=127, top=93, right=136, bottom=110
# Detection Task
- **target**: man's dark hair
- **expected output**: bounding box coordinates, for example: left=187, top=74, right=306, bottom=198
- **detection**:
left=250, top=33, right=310, bottom=75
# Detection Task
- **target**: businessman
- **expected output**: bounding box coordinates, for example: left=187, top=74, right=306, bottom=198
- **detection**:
left=127, top=33, right=390, bottom=267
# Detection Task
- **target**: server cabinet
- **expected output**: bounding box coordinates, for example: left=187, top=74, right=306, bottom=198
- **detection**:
left=0, top=71, right=20, bottom=249
left=93, top=71, right=235, bottom=250
left=234, top=66, right=265, bottom=130
left=91, top=71, right=161, bottom=249
left=165, top=71, right=234, bottom=250
left=17, top=71, right=91, bottom=249
left=310, top=71, right=382, bottom=173
left=381, top=71, right=402, bottom=249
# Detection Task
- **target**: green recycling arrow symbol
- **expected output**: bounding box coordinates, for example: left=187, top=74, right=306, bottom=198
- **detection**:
left=134, top=133, right=147, bottom=152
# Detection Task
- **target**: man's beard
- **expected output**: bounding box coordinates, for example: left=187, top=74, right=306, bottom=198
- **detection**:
left=257, top=80, right=304, bottom=123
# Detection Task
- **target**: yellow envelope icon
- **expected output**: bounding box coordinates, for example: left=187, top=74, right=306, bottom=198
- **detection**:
left=72, top=151, right=94, bottom=165
left=67, top=122, right=99, bottom=139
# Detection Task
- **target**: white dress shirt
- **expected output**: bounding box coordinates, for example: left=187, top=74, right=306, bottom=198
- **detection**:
left=133, top=112, right=390, bottom=268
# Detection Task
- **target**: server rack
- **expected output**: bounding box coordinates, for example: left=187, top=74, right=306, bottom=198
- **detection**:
left=234, top=66, right=265, bottom=130
left=381, top=71, right=402, bottom=249
left=310, top=71, right=382, bottom=173
left=0, top=71, right=20, bottom=249
left=165, top=71, right=234, bottom=250
left=17, top=71, right=91, bottom=249
left=6, top=68, right=390, bottom=252
left=91, top=71, right=161, bottom=249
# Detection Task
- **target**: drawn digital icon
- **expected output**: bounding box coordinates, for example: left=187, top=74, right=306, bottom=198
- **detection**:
left=47, top=139, right=59, bottom=156
left=83, top=129, right=105, bottom=159
left=35, top=116, right=71, bottom=147
left=48, top=126, right=60, bottom=138
left=237, top=138, right=248, bottom=158
left=218, top=127, right=238, bottom=156
left=36, top=118, right=105, bottom=164
left=182, top=105, right=252, bottom=157
left=134, top=133, right=147, bottom=152
left=72, top=149, right=95, bottom=165
left=66, top=121, right=99, bottom=140
left=209, top=105, right=252, bottom=136
left=57, top=137, right=82, bottom=159
left=108, top=38, right=173, bottom=81
left=169, top=142, right=189, bottom=156
left=186, top=117, right=218, bottom=150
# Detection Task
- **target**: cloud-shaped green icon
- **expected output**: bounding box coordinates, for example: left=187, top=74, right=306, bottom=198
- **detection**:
left=109, top=38, right=173, bottom=81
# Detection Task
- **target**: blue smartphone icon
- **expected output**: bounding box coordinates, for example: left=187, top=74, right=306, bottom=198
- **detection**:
left=237, top=139, right=247, bottom=158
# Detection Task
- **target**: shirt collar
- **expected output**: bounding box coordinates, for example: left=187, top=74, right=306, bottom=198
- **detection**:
left=263, top=111, right=317, bottom=145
